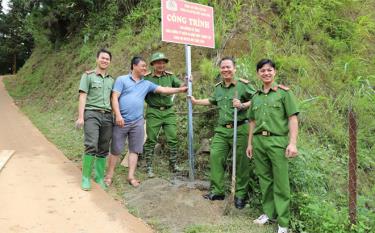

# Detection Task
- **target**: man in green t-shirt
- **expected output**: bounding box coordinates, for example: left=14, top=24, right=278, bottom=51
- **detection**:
left=76, top=48, right=114, bottom=191
left=190, top=57, right=256, bottom=209
left=143, top=52, right=184, bottom=177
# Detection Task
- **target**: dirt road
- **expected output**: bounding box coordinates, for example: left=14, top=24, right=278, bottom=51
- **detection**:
left=0, top=77, right=153, bottom=233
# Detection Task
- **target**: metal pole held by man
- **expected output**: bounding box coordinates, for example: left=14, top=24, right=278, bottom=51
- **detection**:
left=185, top=44, right=195, bottom=181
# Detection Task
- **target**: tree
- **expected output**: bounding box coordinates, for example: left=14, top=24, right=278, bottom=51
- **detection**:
left=0, top=0, right=142, bottom=74
left=0, top=0, right=34, bottom=74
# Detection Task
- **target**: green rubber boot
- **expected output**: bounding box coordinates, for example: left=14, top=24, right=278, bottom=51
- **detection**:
left=94, top=157, right=107, bottom=190
left=147, top=166, right=155, bottom=178
left=146, top=156, right=155, bottom=178
left=169, top=147, right=181, bottom=173
left=144, top=145, right=155, bottom=178
left=81, top=154, right=94, bottom=191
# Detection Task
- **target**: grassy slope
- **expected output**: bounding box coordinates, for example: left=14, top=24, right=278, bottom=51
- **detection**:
left=4, top=0, right=375, bottom=232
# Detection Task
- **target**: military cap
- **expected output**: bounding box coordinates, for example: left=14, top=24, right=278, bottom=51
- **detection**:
left=150, top=52, right=169, bottom=65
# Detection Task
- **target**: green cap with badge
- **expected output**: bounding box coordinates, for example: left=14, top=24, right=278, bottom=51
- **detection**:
left=150, top=52, right=169, bottom=65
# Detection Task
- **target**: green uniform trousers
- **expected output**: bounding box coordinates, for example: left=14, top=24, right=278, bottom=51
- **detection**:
left=253, top=135, right=290, bottom=227
left=83, top=110, right=113, bottom=157
left=210, top=123, right=251, bottom=199
left=143, top=107, right=178, bottom=165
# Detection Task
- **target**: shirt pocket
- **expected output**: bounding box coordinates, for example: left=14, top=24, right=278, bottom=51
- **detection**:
left=270, top=102, right=282, bottom=109
left=105, top=85, right=112, bottom=94
left=251, top=105, right=261, bottom=119
left=216, top=95, right=224, bottom=102
left=91, top=81, right=103, bottom=89
left=104, top=86, right=112, bottom=105
left=217, top=95, right=232, bottom=109
left=269, top=101, right=285, bottom=118
left=269, top=95, right=283, bottom=109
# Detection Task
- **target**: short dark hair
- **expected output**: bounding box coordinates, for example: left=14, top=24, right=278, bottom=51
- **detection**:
left=130, top=56, right=146, bottom=70
left=218, top=56, right=236, bottom=67
left=96, top=48, right=112, bottom=61
left=256, top=59, right=276, bottom=71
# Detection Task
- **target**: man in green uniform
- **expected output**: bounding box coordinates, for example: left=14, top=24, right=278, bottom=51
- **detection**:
left=190, top=57, right=256, bottom=209
left=246, top=59, right=299, bottom=233
left=143, top=52, right=184, bottom=177
left=75, top=48, right=114, bottom=191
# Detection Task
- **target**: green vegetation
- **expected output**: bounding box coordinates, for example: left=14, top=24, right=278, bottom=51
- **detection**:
left=0, top=0, right=34, bottom=74
left=185, top=217, right=275, bottom=233
left=3, top=0, right=375, bottom=232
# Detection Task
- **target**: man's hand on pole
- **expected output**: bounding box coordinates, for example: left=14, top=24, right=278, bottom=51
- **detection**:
left=180, top=86, right=188, bottom=92
left=188, top=95, right=196, bottom=104
left=232, top=98, right=242, bottom=109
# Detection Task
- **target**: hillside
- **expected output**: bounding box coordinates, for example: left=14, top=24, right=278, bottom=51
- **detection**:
left=3, top=0, right=375, bottom=232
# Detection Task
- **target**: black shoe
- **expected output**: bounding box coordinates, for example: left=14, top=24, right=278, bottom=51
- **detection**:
left=203, top=193, right=225, bottom=201
left=234, top=197, right=247, bottom=209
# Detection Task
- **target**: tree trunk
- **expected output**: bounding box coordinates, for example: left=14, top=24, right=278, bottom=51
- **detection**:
left=12, top=54, right=17, bottom=74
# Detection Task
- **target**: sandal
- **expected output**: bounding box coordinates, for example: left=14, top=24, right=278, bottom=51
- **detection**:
left=127, top=178, right=141, bottom=187
left=104, top=177, right=113, bottom=187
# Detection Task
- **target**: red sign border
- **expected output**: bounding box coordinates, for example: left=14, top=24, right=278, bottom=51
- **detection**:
left=161, top=0, right=215, bottom=48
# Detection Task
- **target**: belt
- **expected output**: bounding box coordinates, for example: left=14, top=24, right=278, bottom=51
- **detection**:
left=222, top=120, right=247, bottom=129
left=149, top=105, right=172, bottom=110
left=254, top=130, right=276, bottom=136
left=88, top=109, right=111, bottom=114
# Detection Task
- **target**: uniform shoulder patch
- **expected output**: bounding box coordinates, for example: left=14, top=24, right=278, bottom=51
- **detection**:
left=239, top=78, right=249, bottom=84
left=144, top=71, right=152, bottom=76
left=278, top=84, right=290, bottom=91
left=85, top=70, right=95, bottom=74
left=165, top=70, right=174, bottom=75
left=215, top=81, right=222, bottom=87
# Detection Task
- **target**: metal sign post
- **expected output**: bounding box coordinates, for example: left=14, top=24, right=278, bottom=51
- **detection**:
left=161, top=0, right=215, bottom=181
left=185, top=44, right=194, bottom=180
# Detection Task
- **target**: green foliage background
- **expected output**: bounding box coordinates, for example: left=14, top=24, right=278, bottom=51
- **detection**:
left=0, top=0, right=34, bottom=73
left=3, top=0, right=375, bottom=232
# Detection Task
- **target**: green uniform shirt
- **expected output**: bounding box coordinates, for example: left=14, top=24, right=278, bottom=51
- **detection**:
left=249, top=82, right=299, bottom=136
left=209, top=78, right=256, bottom=126
left=79, top=70, right=114, bottom=112
left=144, top=71, right=182, bottom=107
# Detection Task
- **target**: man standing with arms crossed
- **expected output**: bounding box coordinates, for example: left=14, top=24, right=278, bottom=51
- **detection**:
left=76, top=48, right=114, bottom=191
left=190, top=57, right=256, bottom=209
left=104, top=56, right=187, bottom=187
left=143, top=52, right=184, bottom=178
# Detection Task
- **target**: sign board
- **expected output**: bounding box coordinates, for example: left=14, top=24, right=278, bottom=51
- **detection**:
left=161, top=0, right=215, bottom=48
left=0, top=150, right=15, bottom=172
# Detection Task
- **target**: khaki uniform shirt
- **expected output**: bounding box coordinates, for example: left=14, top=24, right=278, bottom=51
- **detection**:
left=79, top=70, right=114, bottom=112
